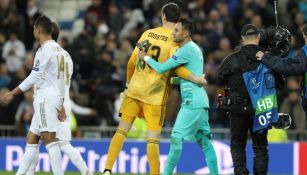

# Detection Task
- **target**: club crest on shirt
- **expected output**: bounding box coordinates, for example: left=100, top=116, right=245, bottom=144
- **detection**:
left=251, top=77, right=260, bottom=89
left=35, top=60, right=40, bottom=67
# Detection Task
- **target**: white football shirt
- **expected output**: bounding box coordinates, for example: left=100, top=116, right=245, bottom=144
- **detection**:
left=19, top=40, right=67, bottom=101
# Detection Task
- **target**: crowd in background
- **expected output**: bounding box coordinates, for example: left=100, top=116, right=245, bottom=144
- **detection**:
left=0, top=0, right=306, bottom=139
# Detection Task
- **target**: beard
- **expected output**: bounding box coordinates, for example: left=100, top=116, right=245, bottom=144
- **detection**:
left=173, top=37, right=184, bottom=43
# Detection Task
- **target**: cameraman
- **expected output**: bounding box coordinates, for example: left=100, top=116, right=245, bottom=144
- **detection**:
left=217, top=24, right=269, bottom=175
left=256, top=24, right=307, bottom=112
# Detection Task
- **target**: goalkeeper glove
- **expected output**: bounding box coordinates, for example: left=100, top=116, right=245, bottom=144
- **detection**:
left=170, top=77, right=180, bottom=85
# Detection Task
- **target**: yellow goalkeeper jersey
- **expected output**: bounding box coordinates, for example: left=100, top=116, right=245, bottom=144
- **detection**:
left=126, top=27, right=190, bottom=105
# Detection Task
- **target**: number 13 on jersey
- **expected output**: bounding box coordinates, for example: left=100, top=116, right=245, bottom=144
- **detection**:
left=136, top=40, right=161, bottom=71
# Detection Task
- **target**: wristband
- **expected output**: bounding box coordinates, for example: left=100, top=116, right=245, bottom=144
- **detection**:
left=170, top=77, right=180, bottom=85
left=144, top=56, right=151, bottom=62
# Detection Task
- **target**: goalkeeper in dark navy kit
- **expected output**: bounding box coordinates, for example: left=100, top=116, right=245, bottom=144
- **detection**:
left=217, top=24, right=287, bottom=175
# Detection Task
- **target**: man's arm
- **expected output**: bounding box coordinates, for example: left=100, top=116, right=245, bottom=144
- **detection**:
left=256, top=51, right=307, bottom=75
left=175, top=67, right=205, bottom=85
left=139, top=50, right=208, bottom=85
left=1, top=52, right=50, bottom=106
left=174, top=67, right=190, bottom=79
left=138, top=48, right=188, bottom=73
left=0, top=87, right=22, bottom=106
left=126, top=48, right=138, bottom=83
left=70, top=99, right=96, bottom=116
left=144, top=55, right=182, bottom=73
left=216, top=55, right=232, bottom=86
left=19, top=53, right=49, bottom=92
left=174, top=67, right=207, bottom=85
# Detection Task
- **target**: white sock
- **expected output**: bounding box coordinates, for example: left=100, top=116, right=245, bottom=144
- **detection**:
left=16, top=144, right=39, bottom=175
left=16, top=143, right=38, bottom=175
left=46, top=142, right=64, bottom=175
left=25, top=143, right=40, bottom=175
left=59, top=141, right=89, bottom=175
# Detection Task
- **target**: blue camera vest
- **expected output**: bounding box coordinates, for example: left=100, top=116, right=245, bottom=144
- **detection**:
left=243, top=64, right=278, bottom=132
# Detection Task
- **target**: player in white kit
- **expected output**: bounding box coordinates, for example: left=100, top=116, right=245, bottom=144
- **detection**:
left=1, top=15, right=65, bottom=175
left=24, top=21, right=93, bottom=175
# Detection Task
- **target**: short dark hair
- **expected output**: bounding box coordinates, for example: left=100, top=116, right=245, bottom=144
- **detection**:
left=51, top=21, right=60, bottom=41
left=34, top=15, right=53, bottom=35
left=302, top=24, right=307, bottom=36
left=162, top=3, right=181, bottom=23
left=178, top=18, right=194, bottom=36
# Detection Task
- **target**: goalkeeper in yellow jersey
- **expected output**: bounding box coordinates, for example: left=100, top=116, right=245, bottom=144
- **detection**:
left=102, top=3, right=206, bottom=175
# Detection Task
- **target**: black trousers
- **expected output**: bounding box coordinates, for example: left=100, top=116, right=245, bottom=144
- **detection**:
left=230, top=114, right=269, bottom=175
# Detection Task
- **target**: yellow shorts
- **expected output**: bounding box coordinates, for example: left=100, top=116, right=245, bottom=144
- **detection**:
left=120, top=95, right=165, bottom=131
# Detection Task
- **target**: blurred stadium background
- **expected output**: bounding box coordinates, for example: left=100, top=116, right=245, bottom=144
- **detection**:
left=0, top=0, right=307, bottom=174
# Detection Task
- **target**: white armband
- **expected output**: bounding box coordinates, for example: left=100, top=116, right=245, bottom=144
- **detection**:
left=144, top=56, right=151, bottom=62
